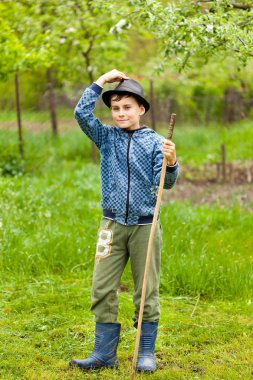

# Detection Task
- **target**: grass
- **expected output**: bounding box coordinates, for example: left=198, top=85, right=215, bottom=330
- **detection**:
left=1, top=111, right=253, bottom=167
left=0, top=276, right=252, bottom=380
left=159, top=119, right=253, bottom=165
left=161, top=203, right=253, bottom=299
left=0, top=116, right=253, bottom=378
left=0, top=108, right=75, bottom=123
left=0, top=159, right=252, bottom=299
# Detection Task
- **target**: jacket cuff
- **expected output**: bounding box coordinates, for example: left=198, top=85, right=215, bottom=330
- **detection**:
left=166, top=161, right=179, bottom=173
left=90, top=82, right=103, bottom=95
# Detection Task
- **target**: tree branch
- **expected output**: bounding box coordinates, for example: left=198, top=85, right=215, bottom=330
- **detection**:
left=81, top=36, right=95, bottom=82
left=197, top=0, right=253, bottom=9
left=231, top=2, right=253, bottom=10
left=231, top=48, right=253, bottom=56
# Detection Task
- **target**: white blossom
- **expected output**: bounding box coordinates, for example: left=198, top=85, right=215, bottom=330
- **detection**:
left=65, top=27, right=76, bottom=33
left=116, top=19, right=127, bottom=29
left=110, top=19, right=129, bottom=34
left=206, top=24, right=214, bottom=33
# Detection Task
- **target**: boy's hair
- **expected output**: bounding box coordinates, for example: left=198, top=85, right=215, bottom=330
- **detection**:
left=109, top=93, right=143, bottom=108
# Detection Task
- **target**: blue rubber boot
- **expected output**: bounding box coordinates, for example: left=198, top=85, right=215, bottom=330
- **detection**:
left=137, top=321, right=158, bottom=372
left=69, top=323, right=121, bottom=370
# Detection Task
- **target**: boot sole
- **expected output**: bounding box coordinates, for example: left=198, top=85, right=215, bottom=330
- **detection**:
left=69, top=361, right=118, bottom=370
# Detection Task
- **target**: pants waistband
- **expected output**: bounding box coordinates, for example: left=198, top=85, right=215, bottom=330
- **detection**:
left=103, top=209, right=154, bottom=225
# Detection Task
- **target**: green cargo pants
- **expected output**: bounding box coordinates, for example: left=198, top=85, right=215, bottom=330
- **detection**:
left=91, top=218, right=162, bottom=325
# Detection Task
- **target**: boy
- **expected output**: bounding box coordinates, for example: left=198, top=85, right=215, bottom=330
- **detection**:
left=70, top=69, right=179, bottom=372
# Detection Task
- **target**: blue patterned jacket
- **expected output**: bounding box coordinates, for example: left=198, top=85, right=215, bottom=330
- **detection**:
left=74, top=83, right=179, bottom=225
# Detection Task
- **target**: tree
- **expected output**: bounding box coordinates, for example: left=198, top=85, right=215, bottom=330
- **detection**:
left=0, top=19, right=25, bottom=80
left=34, top=0, right=133, bottom=160
left=0, top=7, right=41, bottom=158
left=48, top=1, right=132, bottom=83
left=0, top=18, right=25, bottom=156
left=122, top=0, right=253, bottom=71
left=1, top=0, right=133, bottom=155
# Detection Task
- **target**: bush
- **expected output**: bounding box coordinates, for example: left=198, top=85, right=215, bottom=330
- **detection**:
left=0, top=153, right=25, bottom=177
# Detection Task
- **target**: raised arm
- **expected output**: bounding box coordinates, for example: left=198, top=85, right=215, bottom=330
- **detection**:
left=74, top=69, right=129, bottom=149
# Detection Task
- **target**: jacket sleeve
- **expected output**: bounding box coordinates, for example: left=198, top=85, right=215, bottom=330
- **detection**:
left=74, top=83, right=110, bottom=149
left=153, top=139, right=179, bottom=189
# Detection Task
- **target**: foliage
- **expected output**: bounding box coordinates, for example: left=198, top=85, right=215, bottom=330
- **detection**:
left=0, top=0, right=133, bottom=83
left=122, top=0, right=253, bottom=71
left=0, top=19, right=26, bottom=79
left=0, top=154, right=25, bottom=177
left=1, top=0, right=253, bottom=87
left=48, top=0, right=132, bottom=83
left=138, top=55, right=253, bottom=125
left=2, top=0, right=253, bottom=123
left=0, top=2, right=47, bottom=77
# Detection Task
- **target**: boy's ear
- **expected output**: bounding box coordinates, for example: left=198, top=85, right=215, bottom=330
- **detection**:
left=139, top=105, right=145, bottom=116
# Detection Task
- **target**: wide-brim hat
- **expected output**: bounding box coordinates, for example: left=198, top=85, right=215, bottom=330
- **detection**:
left=102, top=79, right=150, bottom=113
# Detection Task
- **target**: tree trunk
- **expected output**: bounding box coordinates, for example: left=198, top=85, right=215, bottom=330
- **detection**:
left=15, top=73, right=24, bottom=159
left=149, top=79, right=156, bottom=131
left=87, top=68, right=97, bottom=163
left=46, top=68, right=58, bottom=136
left=81, top=39, right=98, bottom=163
left=223, top=88, right=245, bottom=124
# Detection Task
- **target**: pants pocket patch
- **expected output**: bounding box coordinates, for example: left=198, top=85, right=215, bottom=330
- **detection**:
left=96, top=225, right=113, bottom=264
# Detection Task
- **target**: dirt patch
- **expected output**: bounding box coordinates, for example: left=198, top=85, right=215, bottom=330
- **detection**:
left=180, top=163, right=253, bottom=185
left=164, top=181, right=253, bottom=210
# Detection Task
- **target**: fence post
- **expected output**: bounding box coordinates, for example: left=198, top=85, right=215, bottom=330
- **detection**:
left=47, top=68, right=58, bottom=136
left=149, top=79, right=156, bottom=131
left=15, top=72, right=24, bottom=159
left=221, top=144, right=226, bottom=183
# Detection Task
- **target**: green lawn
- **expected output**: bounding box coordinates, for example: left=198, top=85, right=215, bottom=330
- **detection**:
left=1, top=160, right=252, bottom=299
left=1, top=276, right=252, bottom=380
left=0, top=119, right=253, bottom=378
left=1, top=114, right=253, bottom=169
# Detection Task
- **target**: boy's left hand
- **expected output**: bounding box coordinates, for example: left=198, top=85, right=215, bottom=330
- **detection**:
left=162, top=140, right=177, bottom=166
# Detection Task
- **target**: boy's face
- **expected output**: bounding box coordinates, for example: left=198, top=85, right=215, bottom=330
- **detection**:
left=110, top=95, right=145, bottom=131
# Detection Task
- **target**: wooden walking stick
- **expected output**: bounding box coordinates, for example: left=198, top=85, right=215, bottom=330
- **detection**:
left=131, top=113, right=176, bottom=378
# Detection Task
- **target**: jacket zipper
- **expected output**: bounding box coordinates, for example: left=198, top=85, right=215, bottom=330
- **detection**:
left=125, top=132, right=133, bottom=224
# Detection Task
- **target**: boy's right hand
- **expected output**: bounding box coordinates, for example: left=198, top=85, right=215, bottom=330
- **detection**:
left=95, top=69, right=129, bottom=88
